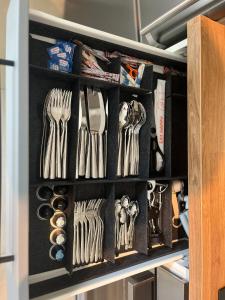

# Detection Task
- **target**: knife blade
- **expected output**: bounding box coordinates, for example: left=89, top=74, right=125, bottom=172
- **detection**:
left=97, top=90, right=106, bottom=178
left=75, top=91, right=83, bottom=179
left=87, top=88, right=102, bottom=178
left=104, top=99, right=108, bottom=177
left=79, top=90, right=88, bottom=176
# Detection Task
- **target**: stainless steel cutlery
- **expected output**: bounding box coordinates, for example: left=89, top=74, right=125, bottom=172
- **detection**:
left=73, top=199, right=104, bottom=265
left=115, top=195, right=139, bottom=251
left=88, top=90, right=102, bottom=179
left=41, top=88, right=72, bottom=179
left=117, top=99, right=146, bottom=177
left=76, top=88, right=107, bottom=179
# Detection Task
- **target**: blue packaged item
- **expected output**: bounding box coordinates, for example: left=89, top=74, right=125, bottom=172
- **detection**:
left=48, top=41, right=76, bottom=62
left=47, top=40, right=76, bottom=73
left=56, top=40, right=76, bottom=61
left=48, top=58, right=72, bottom=73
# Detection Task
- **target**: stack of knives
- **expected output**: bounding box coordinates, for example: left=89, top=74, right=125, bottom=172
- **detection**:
left=76, top=88, right=108, bottom=179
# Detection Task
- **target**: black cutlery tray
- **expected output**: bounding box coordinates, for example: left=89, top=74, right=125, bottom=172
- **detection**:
left=30, top=180, right=176, bottom=275
left=29, top=20, right=188, bottom=298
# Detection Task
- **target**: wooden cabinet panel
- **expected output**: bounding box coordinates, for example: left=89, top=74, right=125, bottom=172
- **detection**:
left=188, top=16, right=225, bottom=300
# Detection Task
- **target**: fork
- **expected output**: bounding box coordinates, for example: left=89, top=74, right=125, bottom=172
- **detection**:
left=43, top=90, right=56, bottom=179
left=60, top=91, right=72, bottom=178
left=40, top=91, right=51, bottom=177
left=51, top=89, right=63, bottom=178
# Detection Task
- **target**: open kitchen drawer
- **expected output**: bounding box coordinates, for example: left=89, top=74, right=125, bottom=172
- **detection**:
left=27, top=14, right=188, bottom=299
left=4, top=4, right=225, bottom=300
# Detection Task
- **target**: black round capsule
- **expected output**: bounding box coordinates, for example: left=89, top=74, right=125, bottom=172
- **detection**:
left=36, top=186, right=53, bottom=201
left=53, top=185, right=69, bottom=196
left=51, top=197, right=68, bottom=211
left=37, top=204, right=54, bottom=220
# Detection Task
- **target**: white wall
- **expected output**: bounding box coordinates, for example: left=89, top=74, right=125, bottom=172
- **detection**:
left=0, top=0, right=9, bottom=298
left=30, top=0, right=136, bottom=40
left=30, top=0, right=66, bottom=18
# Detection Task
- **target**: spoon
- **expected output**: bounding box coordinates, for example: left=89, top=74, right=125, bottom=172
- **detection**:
left=133, top=102, right=146, bottom=174
left=118, top=207, right=127, bottom=250
left=121, top=195, right=130, bottom=209
left=117, top=102, right=130, bottom=176
left=123, top=104, right=133, bottom=176
left=115, top=199, right=122, bottom=248
left=129, top=100, right=142, bottom=175
left=128, top=201, right=139, bottom=248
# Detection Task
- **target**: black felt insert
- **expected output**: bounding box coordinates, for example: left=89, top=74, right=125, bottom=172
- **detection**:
left=29, top=184, right=74, bottom=274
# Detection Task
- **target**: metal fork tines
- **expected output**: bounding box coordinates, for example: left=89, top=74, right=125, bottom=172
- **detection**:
left=60, top=91, right=72, bottom=178
left=41, top=88, right=72, bottom=179
left=73, top=198, right=105, bottom=266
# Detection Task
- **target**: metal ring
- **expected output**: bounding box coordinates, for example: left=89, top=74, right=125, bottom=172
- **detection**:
left=172, top=216, right=182, bottom=228
left=50, top=228, right=66, bottom=245
left=49, top=244, right=65, bottom=261
left=36, top=203, right=54, bottom=221
left=50, top=211, right=66, bottom=229
left=36, top=185, right=53, bottom=202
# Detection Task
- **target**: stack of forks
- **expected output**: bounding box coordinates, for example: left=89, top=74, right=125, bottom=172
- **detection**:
left=41, top=88, right=72, bottom=179
left=73, top=199, right=104, bottom=266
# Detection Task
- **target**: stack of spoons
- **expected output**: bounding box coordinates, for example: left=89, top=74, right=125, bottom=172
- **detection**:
left=117, top=99, right=146, bottom=177
left=115, top=195, right=139, bottom=251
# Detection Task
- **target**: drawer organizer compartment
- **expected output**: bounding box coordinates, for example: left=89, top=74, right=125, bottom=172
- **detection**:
left=114, top=182, right=148, bottom=255
left=29, top=20, right=188, bottom=298
left=147, top=181, right=172, bottom=249
left=30, top=180, right=186, bottom=276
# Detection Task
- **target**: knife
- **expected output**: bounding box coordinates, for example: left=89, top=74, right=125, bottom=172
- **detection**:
left=104, top=99, right=108, bottom=177
left=79, top=90, right=88, bottom=176
left=87, top=88, right=102, bottom=178
left=97, top=90, right=106, bottom=178
left=75, top=92, right=82, bottom=179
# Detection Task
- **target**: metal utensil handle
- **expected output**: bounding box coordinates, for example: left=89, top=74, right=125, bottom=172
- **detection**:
left=56, top=121, right=61, bottom=178
left=117, top=129, right=122, bottom=176
left=80, top=221, right=85, bottom=263
left=85, top=132, right=91, bottom=178
left=76, top=221, right=81, bottom=265
left=130, top=129, right=135, bottom=175
left=50, top=123, right=56, bottom=179
left=124, top=128, right=131, bottom=176
left=104, top=130, right=107, bottom=177
left=98, top=133, right=104, bottom=178
left=91, top=132, right=98, bottom=178
left=62, top=123, right=68, bottom=179
left=75, top=128, right=81, bottom=179
left=135, top=131, right=139, bottom=175
left=60, top=122, right=65, bottom=157
left=123, top=129, right=128, bottom=176
left=40, top=116, right=47, bottom=177
left=79, top=127, right=86, bottom=176
left=43, top=121, right=54, bottom=178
